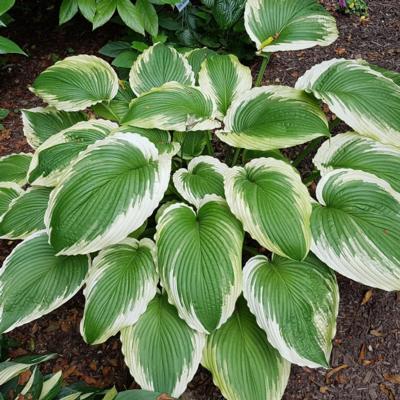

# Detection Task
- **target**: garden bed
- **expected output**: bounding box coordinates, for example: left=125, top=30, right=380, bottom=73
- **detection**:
left=1, top=1, right=399, bottom=399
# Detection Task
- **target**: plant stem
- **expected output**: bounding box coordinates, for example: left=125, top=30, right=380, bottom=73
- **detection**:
left=255, top=54, right=271, bottom=87
left=230, top=148, right=242, bottom=166
left=292, top=137, right=324, bottom=168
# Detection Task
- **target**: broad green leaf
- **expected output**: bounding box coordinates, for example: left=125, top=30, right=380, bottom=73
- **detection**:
left=30, top=55, right=119, bottom=112
left=172, top=131, right=209, bottom=160
left=0, top=35, right=26, bottom=55
left=21, top=107, right=87, bottom=149
left=59, top=0, right=79, bottom=24
left=122, top=82, right=217, bottom=131
left=119, top=126, right=180, bottom=155
left=361, top=62, right=400, bottom=86
left=78, top=0, right=97, bottom=22
left=46, top=133, right=172, bottom=255
left=39, top=371, right=63, bottom=400
left=217, top=86, right=329, bottom=150
left=117, top=0, right=145, bottom=35
left=0, top=231, right=89, bottom=333
left=156, top=198, right=244, bottom=333
left=213, top=0, right=245, bottom=29
left=116, top=390, right=174, bottom=400
left=93, top=82, right=135, bottom=122
left=0, top=183, right=23, bottom=217
left=81, top=238, right=158, bottom=345
left=0, top=0, right=15, bottom=16
left=136, top=0, right=158, bottom=37
left=185, top=48, right=217, bottom=82
left=173, top=156, right=228, bottom=207
left=244, top=0, right=338, bottom=53
left=99, top=41, right=131, bottom=58
left=243, top=254, right=339, bottom=368
left=311, top=169, right=400, bottom=291
left=120, top=294, right=205, bottom=397
left=129, top=43, right=195, bottom=96
left=0, top=354, right=56, bottom=386
left=0, top=153, right=32, bottom=185
left=224, top=157, right=312, bottom=260
left=28, top=120, right=117, bottom=186
left=20, top=366, right=43, bottom=400
left=296, top=59, right=400, bottom=147
left=198, top=54, right=252, bottom=117
left=112, top=50, right=138, bottom=68
left=0, top=187, right=52, bottom=240
left=314, top=132, right=400, bottom=193
left=93, top=0, right=117, bottom=29
left=202, top=298, right=290, bottom=400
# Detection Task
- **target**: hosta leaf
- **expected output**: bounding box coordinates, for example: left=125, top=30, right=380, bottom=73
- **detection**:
left=28, top=120, right=117, bottom=186
left=59, top=0, right=79, bottom=24
left=120, top=293, right=205, bottom=397
left=116, top=390, right=175, bottom=400
left=116, top=0, right=145, bottom=35
left=311, top=169, right=400, bottom=291
left=185, top=48, right=217, bottom=81
left=93, top=0, right=117, bottom=29
left=243, top=254, right=339, bottom=368
left=136, top=0, right=158, bottom=37
left=0, top=183, right=23, bottom=217
left=81, top=238, right=158, bottom=345
left=0, top=153, right=32, bottom=185
left=20, top=366, right=43, bottom=400
left=0, top=35, right=26, bottom=55
left=213, top=0, right=246, bottom=30
left=244, top=0, right=338, bottom=53
left=0, top=0, right=15, bottom=16
left=122, top=82, right=217, bottom=131
left=0, top=231, right=89, bottom=333
left=39, top=371, right=63, bottom=400
left=172, top=131, right=209, bottom=160
left=202, top=298, right=290, bottom=400
left=225, top=158, right=312, bottom=260
left=217, top=86, right=329, bottom=150
left=198, top=54, right=252, bottom=117
left=46, top=133, right=172, bottom=255
left=314, top=133, right=400, bottom=193
left=30, top=55, right=119, bottom=112
left=78, top=0, right=97, bottom=22
left=0, top=354, right=56, bottom=386
left=173, top=156, right=228, bottom=207
left=296, top=59, right=400, bottom=147
left=156, top=197, right=243, bottom=333
left=21, top=107, right=87, bottom=149
left=0, top=187, right=52, bottom=240
left=129, top=43, right=195, bottom=96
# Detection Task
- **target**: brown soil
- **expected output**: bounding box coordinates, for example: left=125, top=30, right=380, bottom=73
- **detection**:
left=1, top=1, right=400, bottom=399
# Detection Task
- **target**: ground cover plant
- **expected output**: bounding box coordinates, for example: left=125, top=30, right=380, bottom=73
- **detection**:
left=0, top=0, right=399, bottom=398
left=0, top=0, right=25, bottom=55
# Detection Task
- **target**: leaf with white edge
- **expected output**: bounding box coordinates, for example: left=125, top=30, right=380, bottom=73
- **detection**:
left=312, top=169, right=400, bottom=291
left=185, top=48, right=217, bottom=81
left=39, top=371, right=63, bottom=400
left=46, top=133, right=172, bottom=255
left=314, top=132, right=400, bottom=193
left=81, top=238, right=158, bottom=345
left=116, top=390, right=175, bottom=400
left=244, top=0, right=338, bottom=53
left=122, top=82, right=218, bottom=131
left=119, top=126, right=180, bottom=155
left=28, top=120, right=117, bottom=186
left=296, top=59, right=400, bottom=147
left=20, top=366, right=43, bottom=400
left=202, top=297, right=290, bottom=400
left=243, top=254, right=339, bottom=368
left=0, top=354, right=56, bottom=386
left=21, top=107, right=87, bottom=149
left=156, top=197, right=243, bottom=333
left=0, top=183, right=23, bottom=217
left=0, top=187, right=52, bottom=240
left=217, top=86, right=329, bottom=150
left=30, top=55, right=119, bottom=112
left=225, top=157, right=312, bottom=260
left=0, top=153, right=32, bottom=185
left=198, top=54, right=252, bottom=117
left=0, top=231, right=89, bottom=333
left=129, top=43, right=195, bottom=96
left=120, top=293, right=205, bottom=398
left=173, top=156, right=228, bottom=207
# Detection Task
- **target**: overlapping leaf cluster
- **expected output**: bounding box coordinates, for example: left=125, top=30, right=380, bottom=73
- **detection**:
left=1, top=0, right=400, bottom=399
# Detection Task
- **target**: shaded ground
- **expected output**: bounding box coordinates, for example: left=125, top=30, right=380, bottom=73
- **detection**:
left=1, top=0, right=400, bottom=399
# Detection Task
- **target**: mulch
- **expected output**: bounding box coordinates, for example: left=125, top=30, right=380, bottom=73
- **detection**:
left=1, top=0, right=399, bottom=399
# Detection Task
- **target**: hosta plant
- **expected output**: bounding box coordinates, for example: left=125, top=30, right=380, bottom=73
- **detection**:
left=1, top=0, right=400, bottom=398
left=0, top=0, right=26, bottom=56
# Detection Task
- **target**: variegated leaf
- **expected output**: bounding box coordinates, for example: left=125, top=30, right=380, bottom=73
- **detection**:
left=0, top=153, right=32, bottom=185
left=0, top=183, right=23, bottom=217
